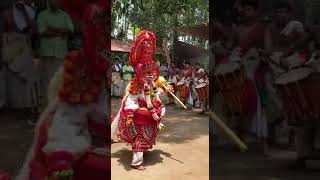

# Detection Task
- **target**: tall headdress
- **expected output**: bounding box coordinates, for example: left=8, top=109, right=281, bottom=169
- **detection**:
left=63, top=0, right=110, bottom=74
left=129, top=30, right=160, bottom=80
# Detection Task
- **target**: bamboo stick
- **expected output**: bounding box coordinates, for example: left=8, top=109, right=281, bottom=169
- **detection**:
left=208, top=110, right=248, bottom=152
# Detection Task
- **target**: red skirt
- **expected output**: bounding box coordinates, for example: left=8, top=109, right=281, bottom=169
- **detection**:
left=74, top=151, right=110, bottom=180
left=118, top=111, right=159, bottom=152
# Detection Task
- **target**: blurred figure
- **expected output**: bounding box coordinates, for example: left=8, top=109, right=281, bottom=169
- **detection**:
left=15, top=0, right=110, bottom=179
left=115, top=60, right=122, bottom=72
left=211, top=16, right=236, bottom=65
left=167, top=62, right=180, bottom=105
left=111, top=61, right=124, bottom=97
left=160, top=62, right=169, bottom=78
left=233, top=0, right=270, bottom=155
left=37, top=0, right=74, bottom=108
left=265, top=1, right=306, bottom=68
left=0, top=1, right=38, bottom=114
left=266, top=1, right=319, bottom=170
left=193, top=62, right=209, bottom=112
left=121, top=61, right=134, bottom=94
left=177, top=62, right=193, bottom=107
left=111, top=61, right=125, bottom=97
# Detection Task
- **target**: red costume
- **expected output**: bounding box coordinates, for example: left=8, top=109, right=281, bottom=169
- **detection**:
left=236, top=22, right=266, bottom=120
left=13, top=0, right=111, bottom=180
left=111, top=31, right=173, bottom=169
left=177, top=66, right=193, bottom=99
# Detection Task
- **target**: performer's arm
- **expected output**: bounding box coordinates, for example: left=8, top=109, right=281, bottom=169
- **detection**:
left=124, top=93, right=139, bottom=111
left=123, top=93, right=139, bottom=126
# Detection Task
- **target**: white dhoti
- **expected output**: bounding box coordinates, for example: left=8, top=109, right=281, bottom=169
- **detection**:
left=111, top=83, right=123, bottom=96
left=111, top=72, right=124, bottom=97
left=39, top=57, right=63, bottom=107
left=243, top=58, right=268, bottom=138
left=1, top=32, right=38, bottom=109
left=4, top=67, right=35, bottom=109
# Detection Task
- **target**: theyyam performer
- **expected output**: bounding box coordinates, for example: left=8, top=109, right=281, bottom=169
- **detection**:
left=12, top=0, right=111, bottom=179
left=111, top=30, right=174, bottom=170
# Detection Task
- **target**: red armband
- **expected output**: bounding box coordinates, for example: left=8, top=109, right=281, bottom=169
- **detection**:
left=124, top=109, right=134, bottom=116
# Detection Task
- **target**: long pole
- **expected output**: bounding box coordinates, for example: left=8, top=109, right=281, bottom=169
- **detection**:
left=157, top=77, right=187, bottom=109
left=208, top=110, right=248, bottom=152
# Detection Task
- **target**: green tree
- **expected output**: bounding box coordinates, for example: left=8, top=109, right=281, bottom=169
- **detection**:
left=112, top=0, right=208, bottom=46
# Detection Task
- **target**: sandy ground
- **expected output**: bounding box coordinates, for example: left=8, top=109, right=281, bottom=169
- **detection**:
left=0, top=109, right=33, bottom=175
left=212, top=135, right=320, bottom=180
left=111, top=97, right=210, bottom=180
left=210, top=92, right=320, bottom=180
left=1, top=97, right=319, bottom=180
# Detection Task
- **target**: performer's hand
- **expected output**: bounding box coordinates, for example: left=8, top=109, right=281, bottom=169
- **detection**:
left=166, top=85, right=174, bottom=93
left=126, top=118, right=133, bottom=127
left=152, top=113, right=160, bottom=121
left=158, top=122, right=165, bottom=131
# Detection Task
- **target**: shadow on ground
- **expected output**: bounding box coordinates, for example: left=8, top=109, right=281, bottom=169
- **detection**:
left=112, top=148, right=182, bottom=171
left=156, top=105, right=208, bottom=144
left=212, top=142, right=320, bottom=180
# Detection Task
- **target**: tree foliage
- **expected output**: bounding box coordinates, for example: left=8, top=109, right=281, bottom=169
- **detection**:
left=112, top=0, right=208, bottom=45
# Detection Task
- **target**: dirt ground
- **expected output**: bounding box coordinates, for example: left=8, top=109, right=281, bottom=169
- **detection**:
left=0, top=109, right=34, bottom=175
left=1, top=97, right=319, bottom=180
left=212, top=136, right=320, bottom=180
left=111, top=98, right=210, bottom=180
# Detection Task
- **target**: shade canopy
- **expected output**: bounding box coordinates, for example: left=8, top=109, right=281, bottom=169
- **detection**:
left=174, top=41, right=209, bottom=61
left=174, top=23, right=209, bottom=40
left=111, top=39, right=164, bottom=55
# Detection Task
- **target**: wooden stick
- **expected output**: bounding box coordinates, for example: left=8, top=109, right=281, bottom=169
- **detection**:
left=168, top=91, right=187, bottom=109
left=208, top=110, right=248, bottom=152
left=156, top=77, right=188, bottom=109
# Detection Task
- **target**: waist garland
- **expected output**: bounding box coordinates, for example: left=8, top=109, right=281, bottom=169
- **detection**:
left=59, top=51, right=106, bottom=104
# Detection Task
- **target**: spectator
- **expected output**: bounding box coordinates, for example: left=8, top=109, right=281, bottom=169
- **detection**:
left=37, top=0, right=74, bottom=107
left=111, top=61, right=124, bottom=97
left=0, top=1, right=37, bottom=114
left=122, top=61, right=134, bottom=94
left=115, top=60, right=122, bottom=72
left=160, top=62, right=169, bottom=78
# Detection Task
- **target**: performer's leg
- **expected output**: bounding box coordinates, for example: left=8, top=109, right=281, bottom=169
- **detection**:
left=291, top=124, right=311, bottom=169
left=199, top=100, right=207, bottom=113
left=131, top=151, right=144, bottom=170
left=303, top=121, right=319, bottom=159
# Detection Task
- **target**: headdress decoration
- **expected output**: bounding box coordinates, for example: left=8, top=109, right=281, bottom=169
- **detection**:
left=59, top=0, right=110, bottom=104
left=129, top=30, right=160, bottom=80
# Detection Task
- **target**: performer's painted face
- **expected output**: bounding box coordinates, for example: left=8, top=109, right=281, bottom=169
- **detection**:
left=139, top=62, right=160, bottom=83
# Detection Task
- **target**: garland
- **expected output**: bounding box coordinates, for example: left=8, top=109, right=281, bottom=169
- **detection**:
left=59, top=51, right=105, bottom=104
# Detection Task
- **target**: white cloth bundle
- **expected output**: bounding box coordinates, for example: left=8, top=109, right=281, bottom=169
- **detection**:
left=280, top=20, right=304, bottom=36
left=13, top=1, right=35, bottom=31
